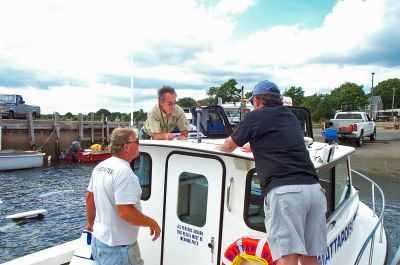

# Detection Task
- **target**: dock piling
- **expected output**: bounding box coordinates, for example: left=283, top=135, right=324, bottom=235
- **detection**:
left=54, top=112, right=61, bottom=160
left=78, top=113, right=84, bottom=141
left=27, top=111, right=36, bottom=149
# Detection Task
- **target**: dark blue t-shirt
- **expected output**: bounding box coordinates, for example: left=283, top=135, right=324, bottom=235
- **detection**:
left=231, top=105, right=319, bottom=197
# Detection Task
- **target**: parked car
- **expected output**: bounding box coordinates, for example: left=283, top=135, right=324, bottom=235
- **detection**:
left=0, top=94, right=41, bottom=119
left=321, top=111, right=376, bottom=147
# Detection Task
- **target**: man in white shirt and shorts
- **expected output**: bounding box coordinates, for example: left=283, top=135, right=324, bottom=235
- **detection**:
left=86, top=128, right=161, bottom=265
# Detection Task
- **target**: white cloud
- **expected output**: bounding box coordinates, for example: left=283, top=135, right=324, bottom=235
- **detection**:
left=0, top=0, right=400, bottom=114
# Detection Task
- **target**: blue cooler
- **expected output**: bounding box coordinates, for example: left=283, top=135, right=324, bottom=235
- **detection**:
left=325, top=128, right=338, bottom=141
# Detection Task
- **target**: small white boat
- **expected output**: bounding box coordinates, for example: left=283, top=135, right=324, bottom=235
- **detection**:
left=1, top=106, right=391, bottom=265
left=6, top=209, right=47, bottom=221
left=0, top=150, right=44, bottom=171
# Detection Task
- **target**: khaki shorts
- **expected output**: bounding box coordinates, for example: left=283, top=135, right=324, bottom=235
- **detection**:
left=264, top=184, right=327, bottom=261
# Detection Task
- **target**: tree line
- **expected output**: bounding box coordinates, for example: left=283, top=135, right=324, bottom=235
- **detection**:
left=40, top=78, right=400, bottom=123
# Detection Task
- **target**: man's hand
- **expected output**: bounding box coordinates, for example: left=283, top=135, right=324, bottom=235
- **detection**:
left=216, top=136, right=238, bottom=153
left=177, top=130, right=188, bottom=140
left=241, top=144, right=252, bottom=153
left=149, top=219, right=161, bottom=241
left=86, top=224, right=93, bottom=232
left=177, top=134, right=188, bottom=140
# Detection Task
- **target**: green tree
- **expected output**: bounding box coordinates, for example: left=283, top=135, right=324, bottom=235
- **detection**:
left=283, top=86, right=305, bottom=106
left=206, top=79, right=241, bottom=103
left=120, top=113, right=131, bottom=122
left=64, top=112, right=74, bottom=120
left=330, top=82, right=368, bottom=111
left=373, top=78, right=400, bottom=109
left=177, top=97, right=196, bottom=108
left=302, top=94, right=324, bottom=120
left=134, top=109, right=145, bottom=123
left=312, top=95, right=336, bottom=122
left=95, top=108, right=111, bottom=120
left=200, top=97, right=218, bottom=106
left=244, top=91, right=252, bottom=100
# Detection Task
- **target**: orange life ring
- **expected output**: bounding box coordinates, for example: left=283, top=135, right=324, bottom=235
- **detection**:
left=221, top=236, right=274, bottom=265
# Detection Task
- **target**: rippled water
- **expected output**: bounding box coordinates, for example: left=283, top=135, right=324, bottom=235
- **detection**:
left=0, top=161, right=399, bottom=264
left=0, top=161, right=95, bottom=263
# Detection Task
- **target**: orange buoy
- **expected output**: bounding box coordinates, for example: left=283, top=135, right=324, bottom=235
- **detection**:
left=221, top=236, right=274, bottom=265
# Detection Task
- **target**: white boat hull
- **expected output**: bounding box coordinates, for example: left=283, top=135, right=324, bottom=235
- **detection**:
left=0, top=150, right=44, bottom=170
left=0, top=139, right=389, bottom=265
left=0, top=200, right=387, bottom=265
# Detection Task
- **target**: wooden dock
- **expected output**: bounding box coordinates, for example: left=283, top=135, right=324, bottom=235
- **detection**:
left=0, top=112, right=131, bottom=159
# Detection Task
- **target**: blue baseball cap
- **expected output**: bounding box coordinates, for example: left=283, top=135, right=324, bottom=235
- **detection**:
left=248, top=80, right=281, bottom=103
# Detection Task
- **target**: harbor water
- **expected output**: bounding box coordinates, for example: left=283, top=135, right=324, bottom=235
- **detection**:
left=0, top=159, right=399, bottom=264
left=0, top=161, right=94, bottom=263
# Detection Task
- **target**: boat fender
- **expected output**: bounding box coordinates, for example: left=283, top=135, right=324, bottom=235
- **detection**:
left=221, top=236, right=273, bottom=265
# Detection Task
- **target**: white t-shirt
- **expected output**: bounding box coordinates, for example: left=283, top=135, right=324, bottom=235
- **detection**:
left=87, top=156, right=142, bottom=246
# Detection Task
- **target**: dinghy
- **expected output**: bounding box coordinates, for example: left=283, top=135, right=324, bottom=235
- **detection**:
left=0, top=150, right=44, bottom=171
left=6, top=209, right=47, bottom=222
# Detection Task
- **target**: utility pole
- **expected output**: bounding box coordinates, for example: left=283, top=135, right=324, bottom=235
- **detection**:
left=370, top=72, right=375, bottom=117
left=392, top=87, right=395, bottom=118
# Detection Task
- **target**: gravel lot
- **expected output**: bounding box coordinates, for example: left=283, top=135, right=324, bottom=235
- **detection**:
left=314, top=128, right=400, bottom=199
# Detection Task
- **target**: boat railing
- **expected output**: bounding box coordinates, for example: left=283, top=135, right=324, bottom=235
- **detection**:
left=390, top=245, right=400, bottom=265
left=352, top=169, right=385, bottom=265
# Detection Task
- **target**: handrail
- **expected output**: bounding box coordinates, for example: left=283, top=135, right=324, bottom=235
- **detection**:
left=390, top=245, right=400, bottom=265
left=352, top=169, right=385, bottom=265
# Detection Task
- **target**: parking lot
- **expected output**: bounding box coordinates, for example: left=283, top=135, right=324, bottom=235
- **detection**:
left=314, top=128, right=400, bottom=199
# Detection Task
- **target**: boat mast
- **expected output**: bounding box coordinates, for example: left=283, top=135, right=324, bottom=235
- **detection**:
left=130, top=35, right=135, bottom=127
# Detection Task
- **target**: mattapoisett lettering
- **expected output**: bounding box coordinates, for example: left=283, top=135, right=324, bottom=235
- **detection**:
left=318, top=211, right=357, bottom=265
left=96, top=167, right=114, bottom=175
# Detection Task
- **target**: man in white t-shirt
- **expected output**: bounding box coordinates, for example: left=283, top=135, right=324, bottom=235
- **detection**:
left=86, top=128, right=161, bottom=265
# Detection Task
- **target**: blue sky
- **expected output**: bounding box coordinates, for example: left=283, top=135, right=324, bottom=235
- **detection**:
left=0, top=0, right=399, bottom=115
left=234, top=0, right=335, bottom=38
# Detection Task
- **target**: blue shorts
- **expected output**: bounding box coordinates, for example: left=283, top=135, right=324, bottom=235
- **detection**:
left=91, top=237, right=143, bottom=265
left=264, top=184, right=327, bottom=261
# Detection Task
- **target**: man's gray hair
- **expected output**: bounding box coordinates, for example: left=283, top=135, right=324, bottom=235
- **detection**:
left=158, top=85, right=177, bottom=101
left=109, top=128, right=136, bottom=155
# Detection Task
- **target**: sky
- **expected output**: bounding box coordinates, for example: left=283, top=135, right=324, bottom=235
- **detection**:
left=0, top=0, right=400, bottom=115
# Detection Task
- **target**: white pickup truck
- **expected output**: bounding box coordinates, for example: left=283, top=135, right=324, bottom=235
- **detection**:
left=321, top=111, right=376, bottom=147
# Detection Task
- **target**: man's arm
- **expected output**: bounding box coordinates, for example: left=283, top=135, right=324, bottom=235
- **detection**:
left=152, top=132, right=175, bottom=140
left=217, top=136, right=238, bottom=153
left=85, top=191, right=96, bottom=231
left=117, top=204, right=161, bottom=241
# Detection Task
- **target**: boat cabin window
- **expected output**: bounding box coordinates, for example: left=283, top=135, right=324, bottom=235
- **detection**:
left=244, top=169, right=266, bottom=232
left=131, top=153, right=152, bottom=200
left=318, top=158, right=351, bottom=218
left=177, top=172, right=208, bottom=227
left=244, top=159, right=351, bottom=231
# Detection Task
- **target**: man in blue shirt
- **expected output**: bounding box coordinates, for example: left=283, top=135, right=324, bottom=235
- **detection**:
left=217, top=80, right=327, bottom=265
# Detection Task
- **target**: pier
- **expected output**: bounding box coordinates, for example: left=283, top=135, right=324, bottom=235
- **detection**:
left=0, top=112, right=130, bottom=159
